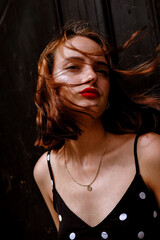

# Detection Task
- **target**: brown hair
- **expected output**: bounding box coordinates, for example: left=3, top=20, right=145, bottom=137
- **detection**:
left=34, top=21, right=160, bottom=150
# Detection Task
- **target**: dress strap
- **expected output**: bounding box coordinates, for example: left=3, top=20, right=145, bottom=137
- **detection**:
left=47, top=150, right=55, bottom=189
left=134, top=135, right=140, bottom=175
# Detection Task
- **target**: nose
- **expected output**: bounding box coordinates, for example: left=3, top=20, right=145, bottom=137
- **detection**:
left=83, top=65, right=97, bottom=85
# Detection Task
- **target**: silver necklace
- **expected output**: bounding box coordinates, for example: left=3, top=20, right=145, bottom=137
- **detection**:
left=64, top=132, right=110, bottom=191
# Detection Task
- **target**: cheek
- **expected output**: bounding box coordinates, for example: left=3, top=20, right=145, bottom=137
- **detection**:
left=54, top=75, right=79, bottom=99
left=54, top=73, right=69, bottom=84
left=56, top=79, right=77, bottom=101
left=100, top=79, right=110, bottom=96
left=54, top=73, right=80, bottom=85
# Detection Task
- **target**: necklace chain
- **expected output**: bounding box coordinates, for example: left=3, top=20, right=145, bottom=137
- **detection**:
left=64, top=132, right=110, bottom=191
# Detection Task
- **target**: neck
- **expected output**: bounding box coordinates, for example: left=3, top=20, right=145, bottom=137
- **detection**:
left=65, top=118, right=108, bottom=166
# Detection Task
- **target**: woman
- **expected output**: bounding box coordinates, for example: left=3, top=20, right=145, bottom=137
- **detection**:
left=33, top=22, right=160, bottom=239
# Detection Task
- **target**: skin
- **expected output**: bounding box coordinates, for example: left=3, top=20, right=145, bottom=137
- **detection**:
left=33, top=36, right=160, bottom=231
left=53, top=36, right=110, bottom=119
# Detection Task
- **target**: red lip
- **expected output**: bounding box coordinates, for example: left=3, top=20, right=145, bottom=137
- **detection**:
left=80, top=88, right=100, bottom=98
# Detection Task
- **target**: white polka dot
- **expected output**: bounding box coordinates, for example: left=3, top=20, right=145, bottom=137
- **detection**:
left=59, top=215, right=62, bottom=222
left=51, top=179, right=54, bottom=186
left=101, top=231, right=108, bottom=239
left=153, top=210, right=158, bottom=218
left=139, top=192, right=146, bottom=199
left=69, top=232, right=76, bottom=239
left=119, top=213, right=127, bottom=221
left=138, top=231, right=145, bottom=239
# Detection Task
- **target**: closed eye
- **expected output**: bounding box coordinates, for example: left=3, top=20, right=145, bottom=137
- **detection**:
left=95, top=69, right=109, bottom=76
left=65, top=65, right=80, bottom=70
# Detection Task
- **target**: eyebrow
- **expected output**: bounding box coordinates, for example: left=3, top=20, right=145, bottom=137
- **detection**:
left=63, top=56, right=108, bottom=67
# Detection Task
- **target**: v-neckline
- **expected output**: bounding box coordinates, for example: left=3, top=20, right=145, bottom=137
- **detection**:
left=53, top=174, right=140, bottom=228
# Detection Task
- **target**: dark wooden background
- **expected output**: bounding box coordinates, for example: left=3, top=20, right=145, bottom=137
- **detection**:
left=0, top=0, right=160, bottom=239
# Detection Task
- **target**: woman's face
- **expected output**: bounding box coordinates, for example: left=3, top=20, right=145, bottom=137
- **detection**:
left=53, top=36, right=110, bottom=118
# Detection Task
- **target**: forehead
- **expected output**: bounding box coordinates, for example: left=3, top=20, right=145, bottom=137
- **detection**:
left=66, top=36, right=103, bottom=53
left=54, top=36, right=106, bottom=63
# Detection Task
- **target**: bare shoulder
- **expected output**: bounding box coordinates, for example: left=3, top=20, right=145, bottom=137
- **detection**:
left=137, top=132, right=160, bottom=206
left=138, top=132, right=160, bottom=160
left=33, top=150, right=58, bottom=187
left=33, top=151, right=49, bottom=186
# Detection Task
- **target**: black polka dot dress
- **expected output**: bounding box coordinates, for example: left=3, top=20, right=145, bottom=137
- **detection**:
left=47, top=135, right=160, bottom=239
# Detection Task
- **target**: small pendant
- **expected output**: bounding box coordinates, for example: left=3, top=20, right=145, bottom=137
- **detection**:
left=87, top=185, right=92, bottom=191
